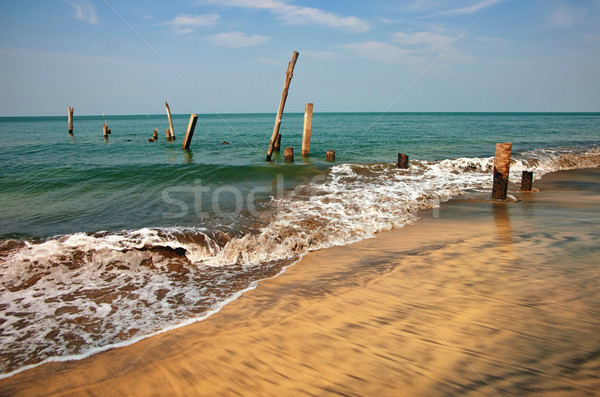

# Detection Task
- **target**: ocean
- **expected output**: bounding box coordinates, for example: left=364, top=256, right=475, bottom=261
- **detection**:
left=0, top=112, right=599, bottom=378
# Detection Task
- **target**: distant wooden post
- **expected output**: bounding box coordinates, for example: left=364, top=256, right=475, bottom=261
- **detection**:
left=182, top=114, right=198, bottom=149
left=397, top=153, right=409, bottom=169
left=165, top=101, right=175, bottom=140
left=326, top=150, right=335, bottom=162
left=266, top=51, right=299, bottom=161
left=68, top=106, right=74, bottom=135
left=166, top=128, right=172, bottom=141
left=492, top=143, right=512, bottom=200
left=103, top=120, right=109, bottom=139
left=284, top=147, right=294, bottom=162
left=302, top=103, right=313, bottom=156
left=521, top=170, right=533, bottom=191
left=153, top=128, right=158, bottom=140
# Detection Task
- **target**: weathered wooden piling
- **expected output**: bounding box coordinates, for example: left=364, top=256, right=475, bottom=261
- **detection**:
left=492, top=142, right=512, bottom=200
left=326, top=150, right=335, bottom=162
left=521, top=170, right=533, bottom=191
left=397, top=153, right=409, bottom=169
left=182, top=114, right=198, bottom=149
left=165, top=101, right=175, bottom=140
left=103, top=120, right=110, bottom=139
left=284, top=147, right=294, bottom=162
left=302, top=103, right=313, bottom=156
left=153, top=128, right=158, bottom=140
left=68, top=106, right=74, bottom=135
left=266, top=51, right=299, bottom=161
left=274, top=133, right=281, bottom=152
left=166, top=128, right=172, bottom=141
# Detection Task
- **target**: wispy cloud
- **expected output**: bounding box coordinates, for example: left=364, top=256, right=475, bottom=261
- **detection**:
left=166, top=13, right=219, bottom=34
left=65, top=0, right=98, bottom=25
left=200, top=0, right=370, bottom=32
left=342, top=30, right=472, bottom=65
left=439, top=0, right=497, bottom=16
left=340, top=41, right=418, bottom=64
left=207, top=31, right=270, bottom=47
left=392, top=31, right=454, bottom=51
left=546, top=5, right=585, bottom=29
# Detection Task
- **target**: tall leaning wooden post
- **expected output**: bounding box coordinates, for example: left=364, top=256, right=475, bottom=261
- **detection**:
left=492, top=142, right=512, bottom=200
left=165, top=101, right=175, bottom=140
left=182, top=114, right=198, bottom=149
left=68, top=106, right=74, bottom=135
left=301, top=103, right=313, bottom=156
left=266, top=51, right=299, bottom=161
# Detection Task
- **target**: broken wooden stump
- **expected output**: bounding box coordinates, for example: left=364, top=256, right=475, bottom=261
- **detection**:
left=326, top=150, right=335, bottom=162
left=397, top=153, right=409, bottom=169
left=266, top=51, right=299, bottom=161
left=284, top=147, right=294, bottom=162
left=182, top=114, right=198, bottom=150
left=492, top=143, right=512, bottom=200
left=520, top=170, right=533, bottom=191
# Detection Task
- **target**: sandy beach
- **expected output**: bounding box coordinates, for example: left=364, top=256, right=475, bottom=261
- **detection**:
left=1, top=168, right=599, bottom=396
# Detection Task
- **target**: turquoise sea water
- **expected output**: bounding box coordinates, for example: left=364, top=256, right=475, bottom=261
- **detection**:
left=1, top=112, right=599, bottom=237
left=0, top=112, right=599, bottom=378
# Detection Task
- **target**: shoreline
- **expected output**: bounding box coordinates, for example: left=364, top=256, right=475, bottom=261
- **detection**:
left=1, top=167, right=599, bottom=396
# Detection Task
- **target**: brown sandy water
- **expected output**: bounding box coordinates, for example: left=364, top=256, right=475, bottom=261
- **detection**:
left=1, top=168, right=599, bottom=396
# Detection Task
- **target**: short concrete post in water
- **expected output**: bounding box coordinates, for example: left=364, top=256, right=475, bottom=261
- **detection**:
left=68, top=106, right=74, bottom=135
left=492, top=142, right=512, bottom=200
left=182, top=114, right=198, bottom=150
left=521, top=170, right=533, bottom=192
left=165, top=101, right=175, bottom=140
left=301, top=103, right=313, bottom=156
left=284, top=147, right=294, bottom=162
left=266, top=51, right=299, bottom=161
left=326, top=150, right=335, bottom=162
left=397, top=153, right=409, bottom=169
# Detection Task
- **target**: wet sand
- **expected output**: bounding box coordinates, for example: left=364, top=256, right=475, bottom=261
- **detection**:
left=1, top=168, right=600, bottom=396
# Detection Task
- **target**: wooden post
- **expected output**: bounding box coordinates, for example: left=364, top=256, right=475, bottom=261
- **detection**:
left=182, top=114, right=198, bottom=149
left=397, top=153, right=409, bottom=169
left=266, top=51, right=299, bottom=161
left=284, top=147, right=294, bottom=162
left=326, top=150, right=335, bottom=161
left=274, top=133, right=282, bottom=152
left=521, top=170, right=533, bottom=191
left=492, top=143, right=512, bottom=200
left=68, top=106, right=74, bottom=135
left=166, top=128, right=172, bottom=141
left=165, top=101, right=175, bottom=140
left=301, top=103, right=313, bottom=156
left=103, top=120, right=108, bottom=139
left=153, top=128, right=158, bottom=140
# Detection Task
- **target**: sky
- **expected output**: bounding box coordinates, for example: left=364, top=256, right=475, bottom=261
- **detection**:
left=0, top=0, right=599, bottom=116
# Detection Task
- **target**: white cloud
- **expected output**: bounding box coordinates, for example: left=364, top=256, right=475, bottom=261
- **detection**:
left=65, top=0, right=98, bottom=25
left=200, top=0, right=370, bottom=32
left=392, top=31, right=454, bottom=51
left=208, top=31, right=270, bottom=47
left=546, top=5, right=585, bottom=29
left=166, top=13, right=220, bottom=34
left=340, top=41, right=418, bottom=64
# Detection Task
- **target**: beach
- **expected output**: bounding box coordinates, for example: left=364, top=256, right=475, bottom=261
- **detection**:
left=1, top=167, right=598, bottom=396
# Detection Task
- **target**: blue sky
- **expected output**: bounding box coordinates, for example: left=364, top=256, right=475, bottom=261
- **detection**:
left=0, top=0, right=599, bottom=115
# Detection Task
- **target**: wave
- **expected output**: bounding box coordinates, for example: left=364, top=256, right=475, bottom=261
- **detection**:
left=1, top=144, right=599, bottom=379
